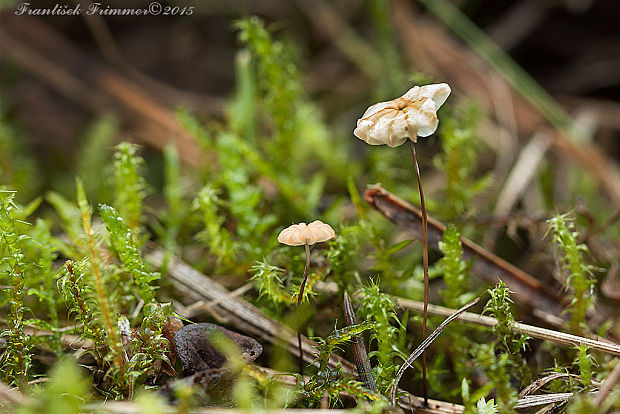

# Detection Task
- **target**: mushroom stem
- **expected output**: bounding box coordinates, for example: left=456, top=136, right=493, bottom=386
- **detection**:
left=409, top=138, right=429, bottom=406
left=297, top=242, right=311, bottom=374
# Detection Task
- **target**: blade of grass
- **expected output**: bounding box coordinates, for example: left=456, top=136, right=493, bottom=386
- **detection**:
left=389, top=298, right=480, bottom=405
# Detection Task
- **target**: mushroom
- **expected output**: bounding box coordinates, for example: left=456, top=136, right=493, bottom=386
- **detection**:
left=278, top=220, right=335, bottom=373
left=354, top=83, right=451, bottom=147
left=354, top=83, right=451, bottom=405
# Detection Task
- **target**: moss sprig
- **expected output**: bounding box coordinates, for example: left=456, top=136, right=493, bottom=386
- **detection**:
left=76, top=180, right=125, bottom=380
left=432, top=105, right=491, bottom=220
left=113, top=142, right=149, bottom=231
left=300, top=321, right=384, bottom=406
left=99, top=203, right=160, bottom=307
left=77, top=115, right=117, bottom=202
left=437, top=224, right=475, bottom=308
left=45, top=191, right=83, bottom=252
left=547, top=213, right=595, bottom=335
left=471, top=344, right=517, bottom=414
left=235, top=16, right=301, bottom=154
left=27, top=219, right=63, bottom=358
left=484, top=281, right=529, bottom=368
left=217, top=133, right=277, bottom=259
left=192, top=184, right=236, bottom=267
left=60, top=259, right=104, bottom=344
left=0, top=190, right=33, bottom=390
left=574, top=345, right=594, bottom=388
left=160, top=144, right=187, bottom=257
left=357, top=282, right=407, bottom=393
left=471, top=281, right=530, bottom=413
left=127, top=302, right=173, bottom=387
left=251, top=260, right=294, bottom=305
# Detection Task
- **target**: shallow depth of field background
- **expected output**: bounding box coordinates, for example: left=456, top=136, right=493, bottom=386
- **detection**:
left=2, top=0, right=620, bottom=409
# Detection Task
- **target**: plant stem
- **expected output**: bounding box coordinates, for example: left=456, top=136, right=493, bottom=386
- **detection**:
left=409, top=139, right=429, bottom=406
left=297, top=242, right=311, bottom=374
left=80, top=207, right=123, bottom=370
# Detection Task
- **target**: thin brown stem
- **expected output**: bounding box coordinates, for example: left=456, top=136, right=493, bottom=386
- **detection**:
left=297, top=243, right=311, bottom=375
left=409, top=139, right=429, bottom=406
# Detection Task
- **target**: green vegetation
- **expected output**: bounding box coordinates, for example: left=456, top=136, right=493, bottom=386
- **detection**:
left=0, top=10, right=617, bottom=414
left=547, top=214, right=595, bottom=336
left=0, top=191, right=32, bottom=391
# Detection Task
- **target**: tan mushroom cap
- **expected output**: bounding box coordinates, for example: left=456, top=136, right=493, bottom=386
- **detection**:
left=354, top=83, right=451, bottom=147
left=277, top=220, right=336, bottom=246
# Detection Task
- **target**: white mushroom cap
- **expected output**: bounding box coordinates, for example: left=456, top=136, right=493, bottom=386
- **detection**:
left=354, top=83, right=451, bottom=147
left=277, top=220, right=336, bottom=246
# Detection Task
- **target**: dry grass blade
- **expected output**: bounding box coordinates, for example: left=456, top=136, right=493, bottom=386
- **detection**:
left=389, top=298, right=480, bottom=405
left=519, top=373, right=585, bottom=398
left=396, top=297, right=620, bottom=357
left=182, top=283, right=254, bottom=318
left=493, top=130, right=552, bottom=216
left=515, top=393, right=575, bottom=408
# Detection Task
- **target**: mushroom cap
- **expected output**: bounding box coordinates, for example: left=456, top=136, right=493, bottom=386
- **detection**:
left=277, top=220, right=336, bottom=246
left=353, top=83, right=451, bottom=147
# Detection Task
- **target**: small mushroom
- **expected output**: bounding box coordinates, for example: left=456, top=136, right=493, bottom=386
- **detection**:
left=354, top=83, right=451, bottom=147
left=277, top=220, right=335, bottom=246
left=353, top=83, right=451, bottom=405
left=278, top=220, right=335, bottom=373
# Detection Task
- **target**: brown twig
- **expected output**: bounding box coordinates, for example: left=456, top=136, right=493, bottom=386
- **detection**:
left=364, top=185, right=565, bottom=320
left=182, top=283, right=254, bottom=319
left=146, top=248, right=346, bottom=371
